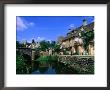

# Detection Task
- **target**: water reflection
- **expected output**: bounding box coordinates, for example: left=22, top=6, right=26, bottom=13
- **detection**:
left=32, top=61, right=56, bottom=74
left=32, top=60, right=78, bottom=74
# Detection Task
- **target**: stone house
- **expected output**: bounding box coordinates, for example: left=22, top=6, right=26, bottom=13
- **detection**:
left=58, top=19, right=94, bottom=55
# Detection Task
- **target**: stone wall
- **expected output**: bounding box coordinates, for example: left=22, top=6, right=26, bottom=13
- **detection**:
left=58, top=55, right=94, bottom=74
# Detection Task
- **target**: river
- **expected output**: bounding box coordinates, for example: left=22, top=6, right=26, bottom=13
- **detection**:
left=31, top=60, right=78, bottom=74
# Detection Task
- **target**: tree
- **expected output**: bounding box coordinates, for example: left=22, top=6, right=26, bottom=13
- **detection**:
left=32, top=39, right=35, bottom=43
left=82, top=30, right=94, bottom=50
left=16, top=54, right=27, bottom=74
left=53, top=44, right=60, bottom=53
left=39, top=40, right=50, bottom=51
left=50, top=41, right=56, bottom=48
left=16, top=41, right=24, bottom=48
left=16, top=41, right=20, bottom=48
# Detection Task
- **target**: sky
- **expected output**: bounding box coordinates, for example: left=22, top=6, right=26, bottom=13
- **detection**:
left=16, top=16, right=94, bottom=43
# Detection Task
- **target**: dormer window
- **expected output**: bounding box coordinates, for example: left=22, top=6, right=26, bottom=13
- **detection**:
left=79, top=32, right=81, bottom=37
left=81, top=27, right=84, bottom=31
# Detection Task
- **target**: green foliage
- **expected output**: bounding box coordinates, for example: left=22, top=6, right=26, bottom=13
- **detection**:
left=16, top=53, right=32, bottom=74
left=51, top=41, right=56, bottom=47
left=39, top=40, right=50, bottom=51
left=37, top=55, right=58, bottom=62
left=16, top=54, right=27, bottom=74
left=39, top=40, right=57, bottom=51
left=16, top=41, right=26, bottom=48
left=37, top=56, right=49, bottom=61
left=16, top=41, right=21, bottom=48
left=49, top=55, right=58, bottom=61
left=53, top=44, right=60, bottom=53
left=81, top=30, right=94, bottom=50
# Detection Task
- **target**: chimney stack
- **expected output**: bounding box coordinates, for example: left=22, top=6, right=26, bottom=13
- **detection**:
left=83, top=19, right=87, bottom=26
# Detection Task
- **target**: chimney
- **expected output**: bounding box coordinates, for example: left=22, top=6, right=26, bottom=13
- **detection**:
left=83, top=19, right=87, bottom=26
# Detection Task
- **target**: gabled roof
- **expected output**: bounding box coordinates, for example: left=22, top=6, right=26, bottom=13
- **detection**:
left=70, top=22, right=94, bottom=33
left=62, top=22, right=94, bottom=41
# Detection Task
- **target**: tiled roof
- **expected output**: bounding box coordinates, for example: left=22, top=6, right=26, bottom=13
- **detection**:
left=62, top=22, right=94, bottom=41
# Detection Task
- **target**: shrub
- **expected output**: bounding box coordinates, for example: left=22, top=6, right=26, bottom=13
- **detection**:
left=16, top=54, right=32, bottom=74
left=16, top=54, right=27, bottom=74
left=37, top=56, right=49, bottom=61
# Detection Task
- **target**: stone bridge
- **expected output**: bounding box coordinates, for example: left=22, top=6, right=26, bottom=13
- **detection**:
left=16, top=48, right=39, bottom=60
left=57, top=55, right=94, bottom=74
